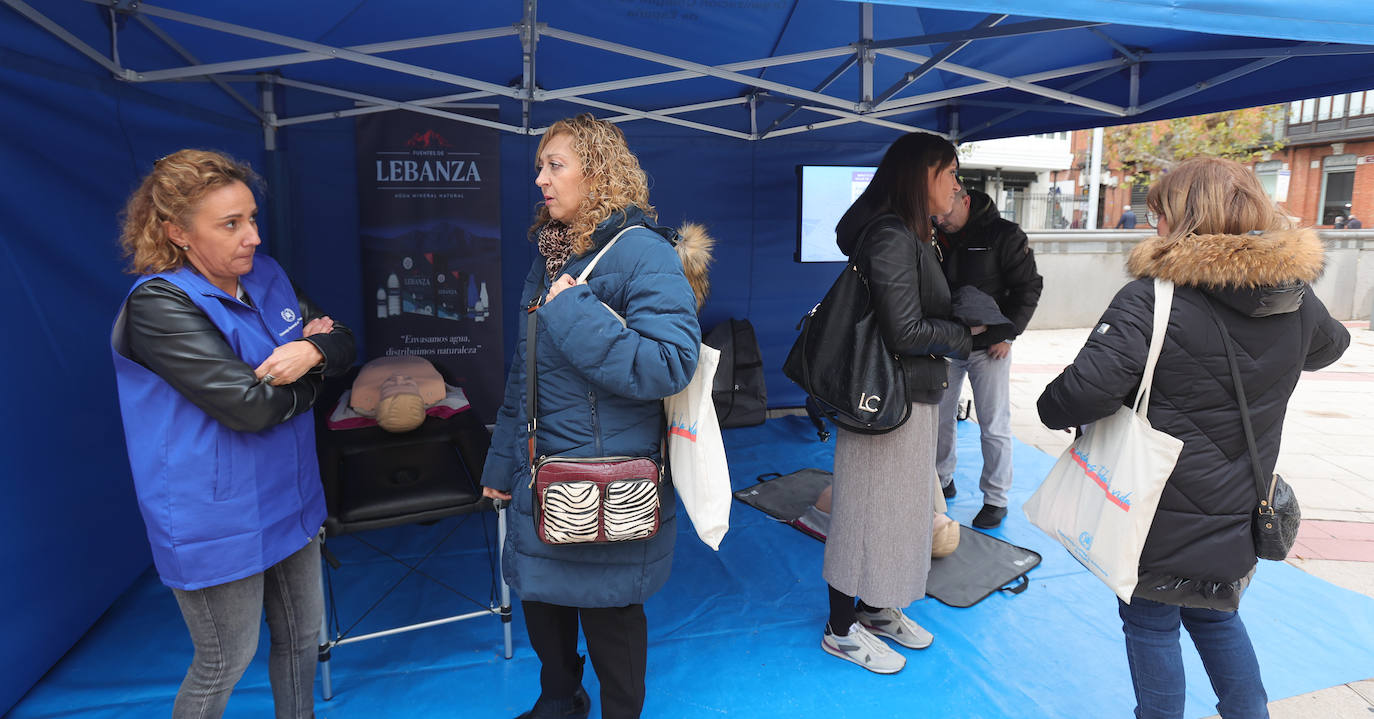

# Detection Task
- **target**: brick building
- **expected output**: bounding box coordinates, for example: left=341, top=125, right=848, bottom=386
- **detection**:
left=1059, top=95, right=1374, bottom=229
left=1263, top=92, right=1374, bottom=227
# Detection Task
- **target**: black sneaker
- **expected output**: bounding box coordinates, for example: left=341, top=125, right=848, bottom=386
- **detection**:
left=941, top=481, right=957, bottom=500
left=972, top=504, right=1007, bottom=529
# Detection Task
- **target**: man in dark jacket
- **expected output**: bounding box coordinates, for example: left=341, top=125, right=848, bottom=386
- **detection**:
left=1346, top=214, right=1363, bottom=229
left=1115, top=205, right=1138, bottom=229
left=934, top=188, right=1043, bottom=528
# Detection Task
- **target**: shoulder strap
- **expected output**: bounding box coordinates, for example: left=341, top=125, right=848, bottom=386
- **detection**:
left=1133, top=278, right=1174, bottom=414
left=1202, top=298, right=1273, bottom=504
left=575, top=224, right=641, bottom=283
left=526, top=223, right=642, bottom=467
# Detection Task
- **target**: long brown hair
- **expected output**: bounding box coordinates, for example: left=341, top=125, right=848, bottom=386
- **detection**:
left=528, top=114, right=656, bottom=255
left=1145, top=156, right=1290, bottom=239
left=859, top=131, right=958, bottom=240
left=119, top=149, right=259, bottom=275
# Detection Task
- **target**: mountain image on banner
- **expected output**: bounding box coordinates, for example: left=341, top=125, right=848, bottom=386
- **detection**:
left=405, top=129, right=453, bottom=149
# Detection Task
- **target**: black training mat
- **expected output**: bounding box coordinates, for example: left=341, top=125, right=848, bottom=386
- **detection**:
left=926, top=526, right=1041, bottom=608
left=733, top=468, right=833, bottom=522
left=733, top=468, right=1040, bottom=608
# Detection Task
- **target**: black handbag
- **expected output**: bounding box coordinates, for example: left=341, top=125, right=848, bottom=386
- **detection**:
left=1205, top=300, right=1301, bottom=561
left=782, top=224, right=910, bottom=434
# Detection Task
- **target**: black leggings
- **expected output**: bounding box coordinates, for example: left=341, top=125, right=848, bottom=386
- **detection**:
left=522, top=600, right=648, bottom=719
left=827, top=584, right=881, bottom=635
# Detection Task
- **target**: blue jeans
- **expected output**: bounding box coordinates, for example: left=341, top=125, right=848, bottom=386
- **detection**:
left=1118, top=598, right=1269, bottom=719
left=170, top=537, right=322, bottom=719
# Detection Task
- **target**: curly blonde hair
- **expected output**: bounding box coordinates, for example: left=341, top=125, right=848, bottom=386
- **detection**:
left=529, top=114, right=656, bottom=254
left=119, top=149, right=259, bottom=275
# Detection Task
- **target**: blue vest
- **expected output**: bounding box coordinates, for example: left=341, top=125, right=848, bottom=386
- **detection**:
left=111, top=256, right=325, bottom=590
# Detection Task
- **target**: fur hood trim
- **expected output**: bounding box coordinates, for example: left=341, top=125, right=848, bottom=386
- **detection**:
left=1126, top=229, right=1325, bottom=288
left=675, top=222, right=714, bottom=309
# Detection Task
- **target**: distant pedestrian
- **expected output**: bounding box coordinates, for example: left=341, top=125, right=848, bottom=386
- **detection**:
left=1115, top=204, right=1137, bottom=229
left=1346, top=214, right=1362, bottom=229
left=1333, top=215, right=1346, bottom=229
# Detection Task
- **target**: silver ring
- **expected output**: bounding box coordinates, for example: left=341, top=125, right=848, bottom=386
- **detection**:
left=263, top=373, right=276, bottom=384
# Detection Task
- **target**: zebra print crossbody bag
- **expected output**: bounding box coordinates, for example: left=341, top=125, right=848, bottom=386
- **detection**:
left=526, top=227, right=664, bottom=545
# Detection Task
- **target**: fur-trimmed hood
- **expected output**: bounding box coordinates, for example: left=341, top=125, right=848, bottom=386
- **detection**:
left=1127, top=229, right=1324, bottom=288
left=674, top=221, right=714, bottom=310
left=1127, top=229, right=1325, bottom=317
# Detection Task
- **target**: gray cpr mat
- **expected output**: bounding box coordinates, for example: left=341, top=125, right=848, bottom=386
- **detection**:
left=734, top=469, right=1041, bottom=608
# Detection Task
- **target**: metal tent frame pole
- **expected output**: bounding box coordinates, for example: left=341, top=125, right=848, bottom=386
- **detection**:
left=15, top=0, right=1367, bottom=143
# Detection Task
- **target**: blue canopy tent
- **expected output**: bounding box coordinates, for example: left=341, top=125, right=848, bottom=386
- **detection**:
left=4, top=0, right=1374, bottom=713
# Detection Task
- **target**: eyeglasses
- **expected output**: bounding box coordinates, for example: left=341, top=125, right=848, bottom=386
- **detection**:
left=1145, top=209, right=1161, bottom=227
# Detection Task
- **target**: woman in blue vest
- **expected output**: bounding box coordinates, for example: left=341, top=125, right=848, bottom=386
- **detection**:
left=481, top=115, right=710, bottom=719
left=111, top=149, right=355, bottom=719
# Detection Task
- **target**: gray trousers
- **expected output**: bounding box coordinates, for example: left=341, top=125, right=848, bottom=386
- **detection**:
left=936, top=348, right=1014, bottom=508
left=170, top=536, right=321, bottom=719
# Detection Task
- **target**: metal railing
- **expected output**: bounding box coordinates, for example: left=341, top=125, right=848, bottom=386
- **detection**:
left=1025, top=229, right=1374, bottom=253
left=1001, top=191, right=1089, bottom=231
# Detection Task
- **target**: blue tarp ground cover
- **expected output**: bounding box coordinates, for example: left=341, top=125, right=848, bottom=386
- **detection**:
left=7, top=1, right=1374, bottom=712
left=10, top=417, right=1374, bottom=718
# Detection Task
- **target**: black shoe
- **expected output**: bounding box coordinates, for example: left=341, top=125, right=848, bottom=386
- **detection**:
left=514, top=686, right=591, bottom=719
left=972, top=504, right=1007, bottom=529
left=941, top=481, right=957, bottom=500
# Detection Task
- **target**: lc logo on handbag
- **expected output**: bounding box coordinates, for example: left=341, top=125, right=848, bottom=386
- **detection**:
left=858, top=392, right=882, bottom=413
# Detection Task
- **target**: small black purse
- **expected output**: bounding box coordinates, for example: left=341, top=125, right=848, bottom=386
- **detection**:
left=1205, top=301, right=1301, bottom=561
left=782, top=223, right=909, bottom=434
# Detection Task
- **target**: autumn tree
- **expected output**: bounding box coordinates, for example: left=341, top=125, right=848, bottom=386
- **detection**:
left=1104, top=105, right=1286, bottom=186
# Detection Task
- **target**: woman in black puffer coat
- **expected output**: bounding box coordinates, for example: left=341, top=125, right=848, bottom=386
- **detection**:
left=1038, top=157, right=1348, bottom=719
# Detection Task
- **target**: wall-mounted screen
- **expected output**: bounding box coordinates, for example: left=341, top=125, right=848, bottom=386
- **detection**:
left=797, top=165, right=876, bottom=262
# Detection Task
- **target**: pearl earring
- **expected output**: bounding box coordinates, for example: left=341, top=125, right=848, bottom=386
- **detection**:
left=180, top=245, right=190, bottom=251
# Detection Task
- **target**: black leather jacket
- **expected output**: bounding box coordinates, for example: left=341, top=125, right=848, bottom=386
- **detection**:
left=836, top=203, right=971, bottom=404
left=119, top=279, right=355, bottom=432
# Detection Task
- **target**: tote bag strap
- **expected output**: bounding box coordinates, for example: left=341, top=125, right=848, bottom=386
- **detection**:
left=1133, top=278, right=1174, bottom=415
left=575, top=224, right=641, bottom=283
left=1202, top=298, right=1273, bottom=505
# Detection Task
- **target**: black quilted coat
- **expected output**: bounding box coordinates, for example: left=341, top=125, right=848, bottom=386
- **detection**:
left=1038, top=229, right=1349, bottom=610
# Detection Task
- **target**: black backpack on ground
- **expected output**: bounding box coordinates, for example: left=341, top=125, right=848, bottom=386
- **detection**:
left=703, top=318, right=767, bottom=427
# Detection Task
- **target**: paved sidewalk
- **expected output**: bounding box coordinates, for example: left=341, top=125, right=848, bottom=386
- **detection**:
left=1002, top=321, right=1374, bottom=717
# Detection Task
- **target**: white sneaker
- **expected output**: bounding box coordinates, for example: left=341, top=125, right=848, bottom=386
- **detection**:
left=857, top=607, right=934, bottom=650
left=821, top=622, right=906, bottom=674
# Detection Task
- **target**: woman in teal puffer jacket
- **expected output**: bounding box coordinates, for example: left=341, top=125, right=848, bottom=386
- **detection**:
left=481, top=114, right=711, bottom=719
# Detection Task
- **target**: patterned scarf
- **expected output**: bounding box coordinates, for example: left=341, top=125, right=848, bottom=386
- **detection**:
left=537, top=222, right=575, bottom=281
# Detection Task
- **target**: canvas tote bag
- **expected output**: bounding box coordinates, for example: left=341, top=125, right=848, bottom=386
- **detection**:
left=664, top=343, right=732, bottom=550
left=1023, top=278, right=1184, bottom=603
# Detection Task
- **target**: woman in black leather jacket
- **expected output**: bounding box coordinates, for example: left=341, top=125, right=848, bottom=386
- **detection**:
left=819, top=132, right=972, bottom=674
left=110, top=149, right=354, bottom=718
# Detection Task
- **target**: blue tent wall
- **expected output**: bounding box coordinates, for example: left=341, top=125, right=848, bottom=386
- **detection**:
left=0, top=48, right=271, bottom=715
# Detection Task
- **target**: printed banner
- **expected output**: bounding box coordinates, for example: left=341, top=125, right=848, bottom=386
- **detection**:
left=356, top=109, right=503, bottom=423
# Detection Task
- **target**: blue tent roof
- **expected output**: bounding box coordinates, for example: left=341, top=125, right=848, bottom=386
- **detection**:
left=7, top=0, right=1374, bottom=143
